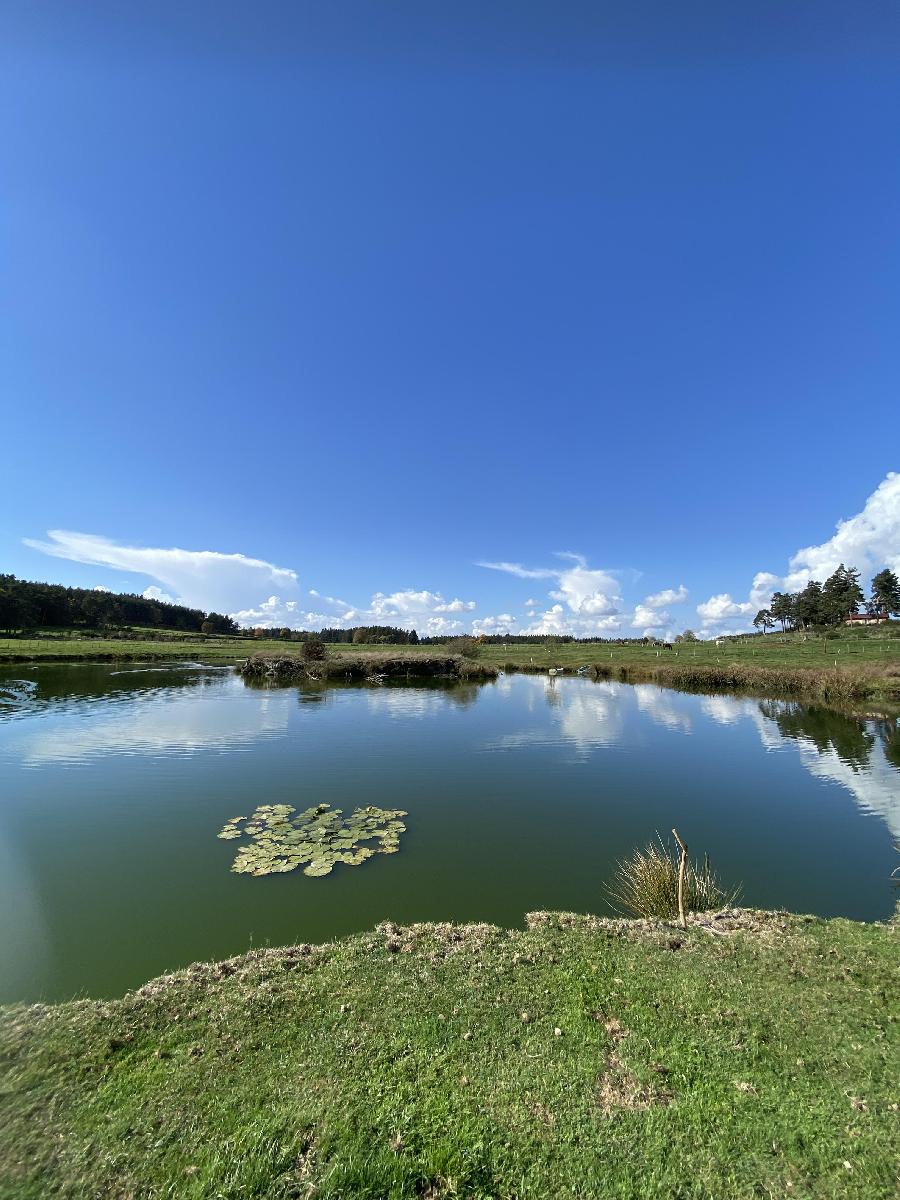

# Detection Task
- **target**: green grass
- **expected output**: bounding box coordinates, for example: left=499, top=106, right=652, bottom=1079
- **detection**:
left=4, top=630, right=900, bottom=701
left=0, top=633, right=281, bottom=662
left=475, top=631, right=900, bottom=673
left=2, top=910, right=897, bottom=1199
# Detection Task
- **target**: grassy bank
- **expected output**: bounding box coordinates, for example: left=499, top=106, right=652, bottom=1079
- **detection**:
left=2, top=910, right=897, bottom=1199
left=586, top=659, right=900, bottom=703
left=3, top=633, right=900, bottom=702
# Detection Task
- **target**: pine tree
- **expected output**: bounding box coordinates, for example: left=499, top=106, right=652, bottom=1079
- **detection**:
left=871, top=568, right=900, bottom=616
left=822, top=564, right=864, bottom=625
left=753, top=609, right=774, bottom=634
left=769, top=591, right=794, bottom=632
left=794, top=581, right=824, bottom=628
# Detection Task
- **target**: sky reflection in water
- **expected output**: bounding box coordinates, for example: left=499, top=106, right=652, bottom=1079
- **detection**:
left=0, top=664, right=896, bottom=1003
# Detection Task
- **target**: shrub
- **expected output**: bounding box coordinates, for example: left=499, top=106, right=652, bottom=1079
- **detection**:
left=454, top=636, right=481, bottom=659
left=607, top=836, right=739, bottom=920
left=301, top=637, right=326, bottom=662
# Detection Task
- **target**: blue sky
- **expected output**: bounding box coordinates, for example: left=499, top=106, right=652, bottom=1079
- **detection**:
left=2, top=2, right=899, bottom=637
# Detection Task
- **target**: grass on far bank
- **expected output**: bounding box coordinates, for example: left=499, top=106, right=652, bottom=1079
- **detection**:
left=4, top=629, right=900, bottom=702
left=4, top=629, right=900, bottom=670
left=2, top=910, right=897, bottom=1199
left=0, top=633, right=279, bottom=663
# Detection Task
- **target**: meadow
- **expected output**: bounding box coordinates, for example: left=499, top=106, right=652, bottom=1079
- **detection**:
left=477, top=630, right=900, bottom=673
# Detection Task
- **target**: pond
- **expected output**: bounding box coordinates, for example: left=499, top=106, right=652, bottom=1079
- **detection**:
left=0, top=663, right=897, bottom=1003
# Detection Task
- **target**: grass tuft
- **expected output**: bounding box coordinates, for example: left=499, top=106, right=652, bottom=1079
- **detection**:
left=608, top=836, right=740, bottom=919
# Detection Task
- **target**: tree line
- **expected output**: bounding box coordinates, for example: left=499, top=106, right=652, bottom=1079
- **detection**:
left=0, top=575, right=239, bottom=636
left=256, top=625, right=419, bottom=645
left=422, top=633, right=693, bottom=647
left=0, top=577, right=426, bottom=645
left=753, top=566, right=900, bottom=634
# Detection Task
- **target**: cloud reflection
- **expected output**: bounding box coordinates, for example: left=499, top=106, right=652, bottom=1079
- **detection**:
left=12, top=676, right=292, bottom=766
left=487, top=676, right=900, bottom=837
left=694, top=692, right=900, bottom=839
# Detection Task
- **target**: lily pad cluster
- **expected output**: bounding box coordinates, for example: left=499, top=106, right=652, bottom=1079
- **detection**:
left=217, top=803, right=407, bottom=878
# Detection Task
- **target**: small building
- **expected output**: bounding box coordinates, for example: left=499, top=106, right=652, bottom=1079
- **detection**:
left=844, top=612, right=888, bottom=626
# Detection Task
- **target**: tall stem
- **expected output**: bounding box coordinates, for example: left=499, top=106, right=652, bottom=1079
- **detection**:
left=672, top=828, right=688, bottom=930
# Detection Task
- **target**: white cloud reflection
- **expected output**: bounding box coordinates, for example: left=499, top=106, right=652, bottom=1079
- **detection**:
left=695, top=693, right=900, bottom=838
left=13, top=676, right=291, bottom=766
left=487, top=676, right=900, bottom=837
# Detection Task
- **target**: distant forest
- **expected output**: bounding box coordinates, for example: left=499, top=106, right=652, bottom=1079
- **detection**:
left=0, top=576, right=420, bottom=644
left=0, top=574, right=236, bottom=636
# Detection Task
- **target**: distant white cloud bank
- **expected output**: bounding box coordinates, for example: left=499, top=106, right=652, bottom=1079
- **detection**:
left=23, top=530, right=299, bottom=614
left=22, top=473, right=899, bottom=638
left=696, top=472, right=900, bottom=634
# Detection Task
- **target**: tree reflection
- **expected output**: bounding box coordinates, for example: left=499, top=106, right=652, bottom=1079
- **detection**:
left=757, top=701, right=875, bottom=770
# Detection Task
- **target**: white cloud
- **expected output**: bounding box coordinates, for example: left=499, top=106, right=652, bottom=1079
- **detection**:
left=749, top=572, right=779, bottom=609
left=142, top=585, right=177, bottom=605
left=522, top=604, right=622, bottom=637
left=476, top=560, right=558, bottom=580
left=551, top=578, right=618, bottom=616
left=478, top=551, right=623, bottom=635
left=782, top=472, right=900, bottom=590
left=233, top=590, right=474, bottom=634
left=551, top=559, right=620, bottom=617
left=230, top=596, right=303, bottom=627
left=696, top=593, right=754, bottom=625
left=421, top=616, right=466, bottom=635
left=632, top=604, right=670, bottom=629
left=369, top=590, right=476, bottom=618
left=644, top=584, right=687, bottom=608
left=697, top=473, right=900, bottom=633
left=471, top=614, right=515, bottom=635
left=23, top=529, right=480, bottom=634
left=24, top=530, right=299, bottom=614
left=436, top=598, right=477, bottom=613
left=695, top=576, right=778, bottom=636
left=594, top=615, right=622, bottom=631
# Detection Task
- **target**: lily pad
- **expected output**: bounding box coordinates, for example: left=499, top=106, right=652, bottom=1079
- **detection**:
left=218, top=802, right=407, bottom=878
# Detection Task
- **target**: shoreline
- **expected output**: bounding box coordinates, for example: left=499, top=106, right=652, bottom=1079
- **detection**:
left=4, top=645, right=899, bottom=707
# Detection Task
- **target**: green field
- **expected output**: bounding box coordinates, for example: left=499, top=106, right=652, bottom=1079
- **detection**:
left=0, top=632, right=279, bottom=662
left=476, top=631, right=900, bottom=672
left=2, top=910, right=897, bottom=1199
left=4, top=627, right=900, bottom=667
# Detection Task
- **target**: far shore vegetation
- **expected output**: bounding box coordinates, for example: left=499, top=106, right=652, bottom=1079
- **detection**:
left=3, top=570, right=900, bottom=703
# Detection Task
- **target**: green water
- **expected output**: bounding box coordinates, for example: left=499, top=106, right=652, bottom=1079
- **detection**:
left=0, top=663, right=897, bottom=1004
